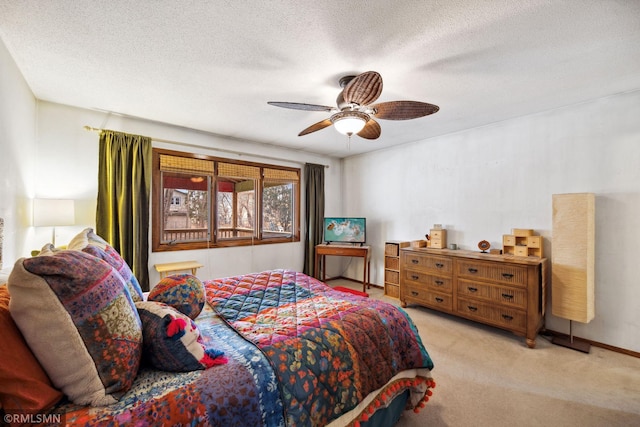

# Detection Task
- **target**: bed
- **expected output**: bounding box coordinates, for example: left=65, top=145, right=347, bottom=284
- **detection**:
left=10, top=268, right=435, bottom=427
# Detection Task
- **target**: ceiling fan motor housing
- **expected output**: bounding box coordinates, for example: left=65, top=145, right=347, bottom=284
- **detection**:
left=336, top=91, right=354, bottom=111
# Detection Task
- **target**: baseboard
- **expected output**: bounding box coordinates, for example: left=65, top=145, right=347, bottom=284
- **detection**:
left=543, top=329, right=640, bottom=359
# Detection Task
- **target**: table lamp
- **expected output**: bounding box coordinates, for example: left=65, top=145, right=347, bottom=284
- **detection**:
left=33, top=199, right=75, bottom=247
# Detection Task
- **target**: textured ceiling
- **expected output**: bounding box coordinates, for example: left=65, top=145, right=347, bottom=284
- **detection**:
left=1, top=1, right=639, bottom=158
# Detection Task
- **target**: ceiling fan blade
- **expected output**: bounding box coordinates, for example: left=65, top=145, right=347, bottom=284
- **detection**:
left=268, top=101, right=335, bottom=112
left=370, top=101, right=440, bottom=120
left=357, top=119, right=381, bottom=140
left=298, top=119, right=333, bottom=136
left=342, top=71, right=383, bottom=106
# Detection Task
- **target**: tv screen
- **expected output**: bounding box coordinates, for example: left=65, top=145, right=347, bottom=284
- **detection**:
left=323, top=217, right=366, bottom=244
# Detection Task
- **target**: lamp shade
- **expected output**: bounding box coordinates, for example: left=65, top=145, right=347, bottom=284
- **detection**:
left=551, top=193, right=595, bottom=323
left=33, top=199, right=75, bottom=227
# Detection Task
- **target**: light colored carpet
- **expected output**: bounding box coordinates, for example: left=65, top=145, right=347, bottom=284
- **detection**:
left=331, top=280, right=640, bottom=427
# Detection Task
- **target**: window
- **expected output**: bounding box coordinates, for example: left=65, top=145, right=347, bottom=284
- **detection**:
left=152, top=149, right=300, bottom=251
left=262, top=168, right=298, bottom=239
left=216, top=162, right=260, bottom=241
left=157, top=155, right=212, bottom=245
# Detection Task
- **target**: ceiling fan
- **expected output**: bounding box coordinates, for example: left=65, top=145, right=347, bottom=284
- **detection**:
left=268, top=71, right=439, bottom=140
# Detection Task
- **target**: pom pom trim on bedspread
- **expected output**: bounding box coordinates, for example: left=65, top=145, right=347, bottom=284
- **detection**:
left=348, top=376, right=436, bottom=427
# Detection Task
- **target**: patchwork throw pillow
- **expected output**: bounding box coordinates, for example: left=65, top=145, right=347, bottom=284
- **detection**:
left=7, top=250, right=143, bottom=406
left=81, top=245, right=144, bottom=302
left=136, top=301, right=227, bottom=372
left=148, top=274, right=205, bottom=319
left=68, top=228, right=143, bottom=302
left=0, top=285, right=63, bottom=414
left=67, top=227, right=110, bottom=250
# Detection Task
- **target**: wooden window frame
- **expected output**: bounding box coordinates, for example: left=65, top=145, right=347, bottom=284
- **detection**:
left=152, top=148, right=300, bottom=252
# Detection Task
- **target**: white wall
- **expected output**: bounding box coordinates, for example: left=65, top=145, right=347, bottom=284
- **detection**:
left=0, top=36, right=37, bottom=276
left=32, top=102, right=343, bottom=285
left=342, top=90, right=640, bottom=353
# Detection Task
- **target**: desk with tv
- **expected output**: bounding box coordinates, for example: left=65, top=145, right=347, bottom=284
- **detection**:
left=314, top=244, right=370, bottom=293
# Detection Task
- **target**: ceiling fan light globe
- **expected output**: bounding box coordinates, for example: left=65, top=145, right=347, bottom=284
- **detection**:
left=331, top=111, right=368, bottom=136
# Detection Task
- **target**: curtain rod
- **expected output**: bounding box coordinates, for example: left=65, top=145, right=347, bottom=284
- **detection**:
left=83, top=126, right=329, bottom=168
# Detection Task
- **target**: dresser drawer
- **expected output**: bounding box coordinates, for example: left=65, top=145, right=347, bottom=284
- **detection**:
left=457, top=297, right=527, bottom=332
left=404, top=270, right=453, bottom=292
left=457, top=279, right=528, bottom=309
left=457, top=279, right=492, bottom=299
left=402, top=252, right=452, bottom=275
left=403, top=284, right=453, bottom=310
left=430, top=230, right=445, bottom=239
left=456, top=259, right=527, bottom=287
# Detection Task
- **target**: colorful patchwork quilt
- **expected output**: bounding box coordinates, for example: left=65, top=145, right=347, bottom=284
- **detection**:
left=205, top=269, right=434, bottom=426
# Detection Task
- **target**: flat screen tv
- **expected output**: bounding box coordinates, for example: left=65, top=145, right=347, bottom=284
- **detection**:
left=323, top=217, right=366, bottom=244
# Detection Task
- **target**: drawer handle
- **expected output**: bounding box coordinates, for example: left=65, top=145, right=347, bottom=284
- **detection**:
left=412, top=275, right=419, bottom=280
left=435, top=280, right=444, bottom=286
left=502, top=314, right=514, bottom=321
left=468, top=287, right=478, bottom=292
left=411, top=291, right=419, bottom=296
left=435, top=263, right=444, bottom=268
left=467, top=305, right=478, bottom=312
left=435, top=297, right=444, bottom=303
left=411, top=259, right=419, bottom=264
left=501, top=293, right=514, bottom=300
left=502, top=273, right=514, bottom=279
left=468, top=268, right=478, bottom=273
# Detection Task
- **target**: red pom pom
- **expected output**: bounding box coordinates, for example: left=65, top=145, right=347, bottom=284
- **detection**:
left=427, top=389, right=433, bottom=396
left=201, top=353, right=229, bottom=368
left=166, top=316, right=186, bottom=337
left=361, top=413, right=369, bottom=422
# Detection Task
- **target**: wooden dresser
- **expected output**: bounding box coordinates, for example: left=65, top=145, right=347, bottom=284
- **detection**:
left=400, top=247, right=547, bottom=348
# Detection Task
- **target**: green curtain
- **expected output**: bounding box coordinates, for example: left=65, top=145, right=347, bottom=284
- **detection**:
left=303, top=163, right=325, bottom=277
left=96, top=130, right=152, bottom=291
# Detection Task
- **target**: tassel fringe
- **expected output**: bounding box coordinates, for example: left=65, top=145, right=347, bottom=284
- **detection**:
left=355, top=376, right=436, bottom=425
